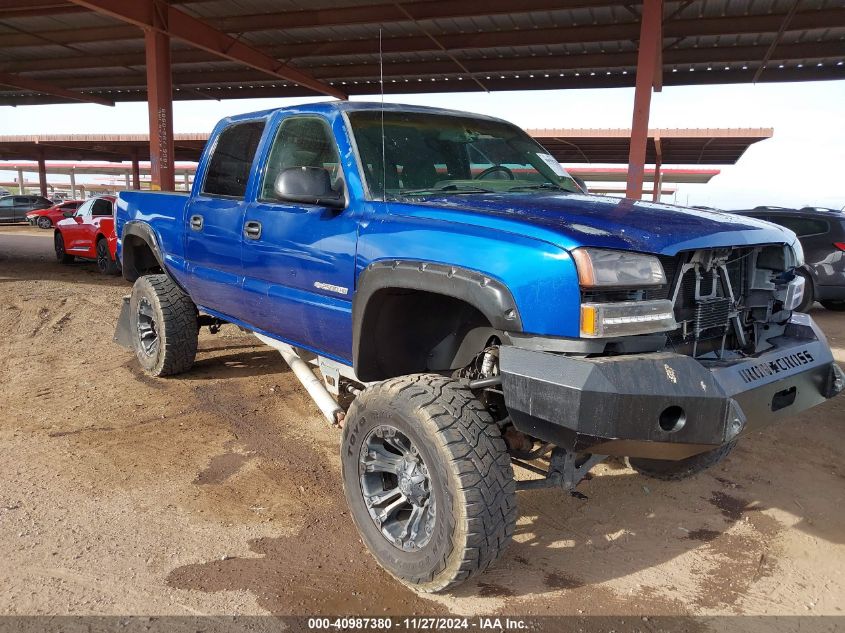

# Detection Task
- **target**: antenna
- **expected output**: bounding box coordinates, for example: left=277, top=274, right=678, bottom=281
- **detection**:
left=379, top=27, right=386, bottom=202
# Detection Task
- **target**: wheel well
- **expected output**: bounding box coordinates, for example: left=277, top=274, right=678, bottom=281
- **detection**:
left=356, top=288, right=498, bottom=382
left=122, top=234, right=162, bottom=282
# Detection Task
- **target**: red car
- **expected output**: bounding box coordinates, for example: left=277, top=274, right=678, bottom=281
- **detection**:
left=26, top=200, right=84, bottom=229
left=54, top=196, right=120, bottom=275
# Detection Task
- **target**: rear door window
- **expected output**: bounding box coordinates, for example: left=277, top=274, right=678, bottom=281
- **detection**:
left=202, top=121, right=266, bottom=198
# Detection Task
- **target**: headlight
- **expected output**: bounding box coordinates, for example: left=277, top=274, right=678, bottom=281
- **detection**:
left=790, top=240, right=804, bottom=267
left=571, top=248, right=666, bottom=287
left=580, top=300, right=677, bottom=338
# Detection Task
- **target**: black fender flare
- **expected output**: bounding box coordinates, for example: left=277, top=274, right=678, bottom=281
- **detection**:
left=352, top=259, right=523, bottom=373
left=122, top=221, right=165, bottom=270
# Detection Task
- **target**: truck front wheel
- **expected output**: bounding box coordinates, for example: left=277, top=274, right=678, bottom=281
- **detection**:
left=341, top=375, right=517, bottom=593
left=626, top=441, right=737, bottom=481
left=129, top=274, right=198, bottom=377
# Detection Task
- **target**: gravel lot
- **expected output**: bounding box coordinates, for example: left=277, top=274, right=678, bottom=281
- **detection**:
left=1, top=224, right=843, bottom=621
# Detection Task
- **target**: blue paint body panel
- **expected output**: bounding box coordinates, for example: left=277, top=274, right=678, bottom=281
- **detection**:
left=115, top=101, right=798, bottom=367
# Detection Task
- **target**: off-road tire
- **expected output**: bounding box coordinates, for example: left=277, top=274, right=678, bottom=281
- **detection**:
left=820, top=300, right=845, bottom=311
left=626, top=441, right=737, bottom=481
left=54, top=232, right=74, bottom=264
left=96, top=238, right=120, bottom=275
left=129, top=274, right=198, bottom=376
left=796, top=271, right=814, bottom=312
left=37, top=216, right=51, bottom=229
left=341, top=374, right=517, bottom=593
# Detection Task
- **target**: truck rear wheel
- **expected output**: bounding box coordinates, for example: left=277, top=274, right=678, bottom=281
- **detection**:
left=341, top=374, right=516, bottom=593
left=626, top=441, right=737, bottom=481
left=129, top=274, right=198, bottom=377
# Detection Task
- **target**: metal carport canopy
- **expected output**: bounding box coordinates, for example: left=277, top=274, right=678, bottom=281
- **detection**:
left=0, top=0, right=840, bottom=192
left=0, top=128, right=770, bottom=165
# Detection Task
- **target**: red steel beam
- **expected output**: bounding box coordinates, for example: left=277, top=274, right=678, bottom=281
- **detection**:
left=145, top=19, right=175, bottom=192
left=626, top=0, right=662, bottom=200
left=0, top=71, right=114, bottom=106
left=66, top=0, right=346, bottom=100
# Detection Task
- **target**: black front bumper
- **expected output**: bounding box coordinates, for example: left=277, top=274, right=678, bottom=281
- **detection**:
left=500, top=313, right=844, bottom=460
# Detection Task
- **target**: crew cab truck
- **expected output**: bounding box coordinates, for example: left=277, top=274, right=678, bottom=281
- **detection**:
left=114, top=102, right=843, bottom=592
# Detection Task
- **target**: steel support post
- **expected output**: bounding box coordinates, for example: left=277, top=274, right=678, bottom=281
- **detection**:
left=131, top=153, right=141, bottom=190
left=652, top=137, right=663, bottom=202
left=145, top=14, right=175, bottom=192
left=37, top=154, right=48, bottom=198
left=626, top=0, right=663, bottom=200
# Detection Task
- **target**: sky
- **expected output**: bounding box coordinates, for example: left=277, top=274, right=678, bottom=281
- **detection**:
left=1, top=79, right=843, bottom=210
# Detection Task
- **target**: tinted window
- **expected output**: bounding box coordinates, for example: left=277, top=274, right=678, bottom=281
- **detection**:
left=769, top=215, right=829, bottom=237
left=202, top=121, right=266, bottom=198
left=347, top=110, right=580, bottom=198
left=92, top=199, right=112, bottom=216
left=0, top=198, right=12, bottom=207
left=261, top=117, right=341, bottom=200
left=14, top=197, right=29, bottom=204
left=62, top=202, right=81, bottom=210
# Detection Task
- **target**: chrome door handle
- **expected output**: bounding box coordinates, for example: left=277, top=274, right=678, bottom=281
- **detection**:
left=189, top=215, right=203, bottom=231
left=244, top=220, right=262, bottom=240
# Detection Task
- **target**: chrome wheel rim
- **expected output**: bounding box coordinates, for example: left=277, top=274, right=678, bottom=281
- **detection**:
left=37, top=217, right=50, bottom=229
left=359, top=425, right=436, bottom=551
left=136, top=297, right=159, bottom=356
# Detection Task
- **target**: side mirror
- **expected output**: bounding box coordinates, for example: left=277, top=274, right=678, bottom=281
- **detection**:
left=63, top=211, right=74, bottom=218
left=274, top=166, right=345, bottom=209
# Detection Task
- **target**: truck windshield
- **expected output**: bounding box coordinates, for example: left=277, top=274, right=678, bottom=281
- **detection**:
left=347, top=110, right=581, bottom=200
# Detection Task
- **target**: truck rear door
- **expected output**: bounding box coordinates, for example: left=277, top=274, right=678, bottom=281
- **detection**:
left=240, top=113, right=358, bottom=362
left=184, top=119, right=266, bottom=317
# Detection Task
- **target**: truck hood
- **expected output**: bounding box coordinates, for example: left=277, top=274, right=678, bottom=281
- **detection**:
left=389, top=192, right=794, bottom=255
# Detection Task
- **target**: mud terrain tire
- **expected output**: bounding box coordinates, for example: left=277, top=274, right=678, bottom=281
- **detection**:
left=341, top=374, right=517, bottom=592
left=129, top=274, right=198, bottom=377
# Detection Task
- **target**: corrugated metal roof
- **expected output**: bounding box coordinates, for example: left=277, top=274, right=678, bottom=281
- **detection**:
left=0, top=0, right=842, bottom=105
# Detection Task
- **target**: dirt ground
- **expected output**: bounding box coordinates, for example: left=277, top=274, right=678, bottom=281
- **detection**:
left=0, top=224, right=843, bottom=622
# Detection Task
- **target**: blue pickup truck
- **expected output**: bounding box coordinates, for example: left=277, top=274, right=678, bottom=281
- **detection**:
left=114, top=102, right=842, bottom=592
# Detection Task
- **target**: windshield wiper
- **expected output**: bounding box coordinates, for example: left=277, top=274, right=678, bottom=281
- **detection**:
left=397, top=184, right=497, bottom=196
left=507, top=183, right=572, bottom=192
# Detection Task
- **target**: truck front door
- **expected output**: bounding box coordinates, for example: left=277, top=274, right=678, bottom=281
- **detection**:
left=240, top=114, right=359, bottom=362
left=62, top=199, right=93, bottom=253
left=184, top=119, right=266, bottom=317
